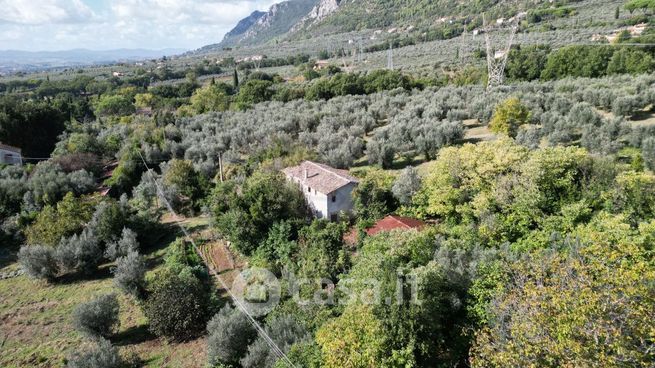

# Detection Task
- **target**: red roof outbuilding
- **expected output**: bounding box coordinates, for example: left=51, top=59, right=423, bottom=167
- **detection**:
left=344, top=215, right=427, bottom=246
left=365, top=215, right=426, bottom=236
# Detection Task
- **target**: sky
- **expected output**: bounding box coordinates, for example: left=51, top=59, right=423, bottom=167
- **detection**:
left=0, top=0, right=280, bottom=51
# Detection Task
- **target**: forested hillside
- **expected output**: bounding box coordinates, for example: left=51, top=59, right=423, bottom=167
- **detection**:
left=1, top=0, right=655, bottom=367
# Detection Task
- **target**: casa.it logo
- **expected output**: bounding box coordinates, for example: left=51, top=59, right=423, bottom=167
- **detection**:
left=231, top=267, right=281, bottom=317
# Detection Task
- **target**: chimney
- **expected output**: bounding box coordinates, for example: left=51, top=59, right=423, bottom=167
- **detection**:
left=304, top=168, right=309, bottom=179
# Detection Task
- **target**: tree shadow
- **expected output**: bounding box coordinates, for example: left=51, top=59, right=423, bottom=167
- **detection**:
left=54, top=264, right=114, bottom=285
left=0, top=245, right=18, bottom=271
left=461, top=137, right=484, bottom=144
left=112, top=324, right=157, bottom=346
left=630, top=110, right=655, bottom=122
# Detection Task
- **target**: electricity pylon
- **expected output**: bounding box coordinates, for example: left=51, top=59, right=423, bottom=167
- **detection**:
left=387, top=41, right=394, bottom=70
left=483, top=13, right=521, bottom=89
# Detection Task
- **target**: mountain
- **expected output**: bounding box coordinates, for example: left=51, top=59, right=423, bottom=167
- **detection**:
left=292, top=0, right=520, bottom=35
left=0, top=48, right=185, bottom=74
left=217, top=0, right=320, bottom=48
left=290, top=0, right=341, bottom=33
left=204, top=0, right=547, bottom=51
left=223, top=10, right=267, bottom=42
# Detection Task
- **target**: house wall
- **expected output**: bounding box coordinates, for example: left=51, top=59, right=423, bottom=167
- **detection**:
left=326, top=183, right=356, bottom=220
left=287, top=176, right=329, bottom=219
left=0, top=149, right=21, bottom=165
left=286, top=175, right=356, bottom=221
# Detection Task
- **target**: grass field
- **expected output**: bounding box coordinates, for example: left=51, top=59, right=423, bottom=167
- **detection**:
left=0, top=217, right=213, bottom=368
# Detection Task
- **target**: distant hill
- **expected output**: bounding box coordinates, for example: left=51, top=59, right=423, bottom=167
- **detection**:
left=0, top=48, right=186, bottom=74
left=209, top=0, right=320, bottom=50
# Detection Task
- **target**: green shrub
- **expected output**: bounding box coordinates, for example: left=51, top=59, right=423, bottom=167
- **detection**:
left=143, top=268, right=211, bottom=341
left=55, top=228, right=102, bottom=275
left=66, top=338, right=122, bottom=368
left=207, top=305, right=257, bottom=366
left=113, top=250, right=146, bottom=299
left=18, top=245, right=58, bottom=281
left=72, top=294, right=120, bottom=338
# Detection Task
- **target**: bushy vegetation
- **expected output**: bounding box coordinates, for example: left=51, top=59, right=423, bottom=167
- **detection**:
left=18, top=194, right=156, bottom=281
left=142, top=239, right=215, bottom=341
left=240, top=315, right=309, bottom=368
left=213, top=171, right=309, bottom=255
left=207, top=305, right=257, bottom=366
left=72, top=294, right=120, bottom=338
left=66, top=338, right=123, bottom=368
left=113, top=250, right=147, bottom=299
left=18, top=244, right=58, bottom=280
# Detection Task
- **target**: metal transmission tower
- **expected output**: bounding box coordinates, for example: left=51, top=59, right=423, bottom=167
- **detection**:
left=483, top=13, right=521, bottom=89
left=358, top=37, right=364, bottom=63
left=459, top=27, right=468, bottom=61
left=387, top=41, right=394, bottom=70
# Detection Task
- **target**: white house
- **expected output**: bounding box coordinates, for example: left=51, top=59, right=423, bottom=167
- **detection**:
left=0, top=143, right=22, bottom=165
left=283, top=161, right=359, bottom=221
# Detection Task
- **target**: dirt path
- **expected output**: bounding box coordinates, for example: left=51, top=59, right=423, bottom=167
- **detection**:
left=199, top=240, right=245, bottom=294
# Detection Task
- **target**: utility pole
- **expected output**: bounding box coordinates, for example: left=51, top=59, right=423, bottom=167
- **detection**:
left=218, top=152, right=224, bottom=183
left=358, top=37, right=364, bottom=63
left=387, top=41, right=394, bottom=70
left=459, top=26, right=468, bottom=61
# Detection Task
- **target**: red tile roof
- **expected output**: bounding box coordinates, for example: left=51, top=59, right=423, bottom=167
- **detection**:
left=283, top=161, right=359, bottom=195
left=365, top=215, right=426, bottom=236
left=343, top=215, right=427, bottom=246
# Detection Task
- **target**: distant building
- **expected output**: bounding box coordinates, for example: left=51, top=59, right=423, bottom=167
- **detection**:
left=494, top=50, right=507, bottom=59
left=0, top=143, right=22, bottom=165
left=112, top=71, right=124, bottom=77
left=136, top=107, right=153, bottom=116
left=283, top=161, right=359, bottom=221
left=313, top=60, right=331, bottom=70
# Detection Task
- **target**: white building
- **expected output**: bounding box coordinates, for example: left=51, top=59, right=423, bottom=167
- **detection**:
left=0, top=143, right=22, bottom=165
left=283, top=161, right=359, bottom=221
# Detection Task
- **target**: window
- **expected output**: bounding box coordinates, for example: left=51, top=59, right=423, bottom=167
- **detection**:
left=307, top=187, right=311, bottom=193
left=331, top=195, right=336, bottom=203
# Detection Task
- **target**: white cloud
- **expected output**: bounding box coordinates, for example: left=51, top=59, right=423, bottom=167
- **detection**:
left=111, top=0, right=277, bottom=24
left=0, top=0, right=281, bottom=51
left=0, top=0, right=94, bottom=25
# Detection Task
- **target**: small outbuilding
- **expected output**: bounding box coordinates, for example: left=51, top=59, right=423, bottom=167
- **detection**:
left=0, top=143, right=22, bottom=165
left=344, top=215, right=427, bottom=245
left=365, top=215, right=426, bottom=237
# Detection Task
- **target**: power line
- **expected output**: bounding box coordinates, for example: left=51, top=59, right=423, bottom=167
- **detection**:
left=135, top=149, right=297, bottom=368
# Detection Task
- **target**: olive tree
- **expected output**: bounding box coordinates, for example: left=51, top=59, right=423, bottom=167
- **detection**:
left=113, top=250, right=147, bottom=299
left=72, top=294, right=120, bottom=338
left=18, top=245, right=58, bottom=281
left=207, top=305, right=257, bottom=366
left=105, top=228, right=139, bottom=261
left=55, top=228, right=102, bottom=275
left=392, top=166, right=422, bottom=205
left=66, top=338, right=122, bottom=368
